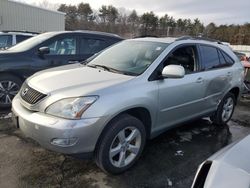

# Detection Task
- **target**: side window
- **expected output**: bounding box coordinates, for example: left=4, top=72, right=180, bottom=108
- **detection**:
left=163, top=45, right=198, bottom=74
left=47, top=37, right=76, bottom=55
left=16, top=35, right=32, bottom=43
left=218, top=50, right=227, bottom=65
left=80, top=38, right=108, bottom=55
left=200, top=45, right=220, bottom=70
left=221, top=51, right=234, bottom=65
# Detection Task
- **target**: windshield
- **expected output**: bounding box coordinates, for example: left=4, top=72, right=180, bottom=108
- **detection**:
left=0, top=35, right=12, bottom=48
left=87, top=40, right=169, bottom=75
left=7, top=32, right=55, bottom=52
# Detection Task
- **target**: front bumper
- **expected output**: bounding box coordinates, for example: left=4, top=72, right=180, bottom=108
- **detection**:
left=12, top=96, right=106, bottom=155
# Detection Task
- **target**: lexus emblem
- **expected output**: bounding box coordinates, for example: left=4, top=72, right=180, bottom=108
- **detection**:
left=21, top=88, right=29, bottom=96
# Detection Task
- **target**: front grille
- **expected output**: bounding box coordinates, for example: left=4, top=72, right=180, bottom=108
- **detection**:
left=20, top=83, right=47, bottom=105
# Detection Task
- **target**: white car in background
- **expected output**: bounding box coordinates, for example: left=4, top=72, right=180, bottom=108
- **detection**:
left=192, top=135, right=250, bottom=188
left=0, top=30, right=38, bottom=50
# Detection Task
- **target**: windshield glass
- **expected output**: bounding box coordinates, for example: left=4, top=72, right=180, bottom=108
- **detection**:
left=87, top=40, right=169, bottom=75
left=7, top=32, right=55, bottom=52
left=0, top=35, right=12, bottom=48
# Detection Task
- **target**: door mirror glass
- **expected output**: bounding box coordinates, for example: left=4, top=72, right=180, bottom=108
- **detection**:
left=162, top=65, right=185, bottom=78
left=38, top=46, right=50, bottom=55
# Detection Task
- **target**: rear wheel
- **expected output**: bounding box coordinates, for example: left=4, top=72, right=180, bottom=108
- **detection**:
left=210, top=92, right=236, bottom=125
left=0, top=74, right=22, bottom=108
left=95, top=114, right=146, bottom=174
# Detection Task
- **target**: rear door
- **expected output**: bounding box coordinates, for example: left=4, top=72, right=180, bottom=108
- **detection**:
left=198, top=45, right=234, bottom=111
left=79, top=36, right=110, bottom=60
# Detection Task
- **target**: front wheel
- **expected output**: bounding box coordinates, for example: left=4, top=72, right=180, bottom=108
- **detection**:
left=210, top=92, right=236, bottom=125
left=0, top=74, right=22, bottom=108
left=95, top=114, right=146, bottom=174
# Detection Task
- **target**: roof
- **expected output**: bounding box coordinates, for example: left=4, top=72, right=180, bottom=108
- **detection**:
left=9, top=0, right=65, bottom=15
left=45, top=30, right=123, bottom=39
left=131, top=36, right=228, bottom=47
left=131, top=37, right=177, bottom=43
left=0, top=30, right=39, bottom=35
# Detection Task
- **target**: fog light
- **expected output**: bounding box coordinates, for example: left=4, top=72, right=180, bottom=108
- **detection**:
left=51, top=138, right=78, bottom=147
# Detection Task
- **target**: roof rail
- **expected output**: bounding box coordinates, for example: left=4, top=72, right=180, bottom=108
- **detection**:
left=175, top=36, right=223, bottom=44
left=1, top=30, right=40, bottom=34
left=73, top=30, right=121, bottom=38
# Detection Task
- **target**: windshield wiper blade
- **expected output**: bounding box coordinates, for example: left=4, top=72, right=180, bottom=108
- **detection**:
left=87, top=64, right=115, bottom=72
left=87, top=64, right=138, bottom=76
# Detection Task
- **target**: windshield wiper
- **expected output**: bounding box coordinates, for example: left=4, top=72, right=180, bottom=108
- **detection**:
left=87, top=64, right=138, bottom=76
left=87, top=64, right=111, bottom=71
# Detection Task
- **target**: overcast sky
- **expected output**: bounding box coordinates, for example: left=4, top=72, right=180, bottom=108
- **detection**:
left=16, top=0, right=250, bottom=25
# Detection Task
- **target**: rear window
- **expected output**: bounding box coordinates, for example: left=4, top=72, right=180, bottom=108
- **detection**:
left=200, top=45, right=220, bottom=70
left=221, top=51, right=234, bottom=65
left=16, top=35, right=33, bottom=43
left=0, top=35, right=12, bottom=48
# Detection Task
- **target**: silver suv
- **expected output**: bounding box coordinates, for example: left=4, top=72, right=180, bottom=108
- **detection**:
left=12, top=37, right=244, bottom=174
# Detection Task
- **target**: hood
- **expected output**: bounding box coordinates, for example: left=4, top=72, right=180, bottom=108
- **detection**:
left=27, top=64, right=134, bottom=95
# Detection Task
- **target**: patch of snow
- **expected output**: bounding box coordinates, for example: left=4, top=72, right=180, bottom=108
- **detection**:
left=175, top=150, right=184, bottom=156
left=200, top=127, right=210, bottom=132
left=177, top=131, right=192, bottom=142
left=167, top=178, right=173, bottom=186
left=0, top=113, right=12, bottom=119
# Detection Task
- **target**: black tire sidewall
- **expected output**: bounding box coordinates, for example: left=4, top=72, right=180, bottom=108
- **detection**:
left=95, top=114, right=146, bottom=174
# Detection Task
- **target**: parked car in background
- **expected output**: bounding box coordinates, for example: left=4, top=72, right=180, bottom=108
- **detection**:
left=234, top=51, right=246, bottom=60
left=192, top=134, right=250, bottom=188
left=0, top=30, right=38, bottom=50
left=0, top=30, right=123, bottom=107
left=12, top=37, right=244, bottom=174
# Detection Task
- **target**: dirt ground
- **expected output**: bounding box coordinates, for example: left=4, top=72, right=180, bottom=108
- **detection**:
left=0, top=99, right=250, bottom=188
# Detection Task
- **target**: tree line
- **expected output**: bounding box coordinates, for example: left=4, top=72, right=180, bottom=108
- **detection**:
left=57, top=3, right=250, bottom=45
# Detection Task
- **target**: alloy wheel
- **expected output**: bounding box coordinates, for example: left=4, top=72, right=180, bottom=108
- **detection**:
left=221, top=97, right=234, bottom=122
left=109, top=127, right=142, bottom=168
left=0, top=81, right=19, bottom=105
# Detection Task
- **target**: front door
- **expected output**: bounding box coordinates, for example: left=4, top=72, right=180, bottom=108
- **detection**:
left=156, top=45, right=207, bottom=131
left=30, top=35, right=81, bottom=75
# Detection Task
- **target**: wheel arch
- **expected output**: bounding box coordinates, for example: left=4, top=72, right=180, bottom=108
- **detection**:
left=95, top=107, right=152, bottom=151
left=0, top=71, right=25, bottom=82
left=228, top=87, right=240, bottom=101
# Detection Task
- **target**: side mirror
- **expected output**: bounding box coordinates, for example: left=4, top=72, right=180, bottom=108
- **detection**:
left=161, top=65, right=185, bottom=78
left=38, top=46, right=50, bottom=55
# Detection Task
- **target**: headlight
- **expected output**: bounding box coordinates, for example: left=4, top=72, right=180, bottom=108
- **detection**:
left=45, top=96, right=98, bottom=119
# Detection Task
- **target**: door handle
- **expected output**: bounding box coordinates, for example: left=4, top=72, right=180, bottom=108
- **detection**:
left=196, top=77, right=204, bottom=83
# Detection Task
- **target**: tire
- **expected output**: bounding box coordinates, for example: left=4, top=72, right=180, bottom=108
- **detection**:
left=210, top=92, right=236, bottom=125
left=95, top=114, right=146, bottom=174
left=0, top=74, right=22, bottom=108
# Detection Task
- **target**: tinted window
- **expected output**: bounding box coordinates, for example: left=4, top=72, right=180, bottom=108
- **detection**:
left=164, top=45, right=198, bottom=74
left=222, top=51, right=234, bottom=65
left=47, top=37, right=76, bottom=55
left=218, top=50, right=227, bottom=65
left=80, top=38, right=108, bottom=55
left=0, top=35, right=12, bottom=48
left=16, top=35, right=32, bottom=43
left=200, top=45, right=220, bottom=70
